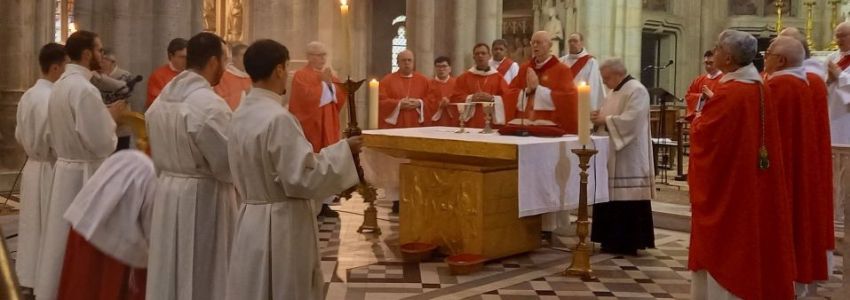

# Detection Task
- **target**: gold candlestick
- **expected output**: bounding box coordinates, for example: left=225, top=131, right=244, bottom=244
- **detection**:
left=775, top=0, right=785, bottom=34
left=338, top=78, right=382, bottom=235
left=828, top=0, right=844, bottom=51
left=564, top=146, right=597, bottom=280
left=805, top=0, right=817, bottom=50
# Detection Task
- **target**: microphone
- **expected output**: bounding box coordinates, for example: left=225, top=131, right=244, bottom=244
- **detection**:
left=643, top=60, right=674, bottom=71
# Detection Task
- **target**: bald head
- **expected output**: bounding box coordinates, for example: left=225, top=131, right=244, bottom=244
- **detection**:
left=765, top=36, right=805, bottom=74
left=836, top=21, right=850, bottom=52
left=779, top=27, right=810, bottom=57
left=306, top=41, right=329, bottom=70
left=530, top=31, right=552, bottom=61
left=397, top=49, right=415, bottom=75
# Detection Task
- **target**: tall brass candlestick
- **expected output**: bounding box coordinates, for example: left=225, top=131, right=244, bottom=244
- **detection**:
left=775, top=0, right=785, bottom=34
left=564, top=146, right=597, bottom=280
left=338, top=78, right=382, bottom=235
left=805, top=0, right=817, bottom=50
left=828, top=0, right=844, bottom=51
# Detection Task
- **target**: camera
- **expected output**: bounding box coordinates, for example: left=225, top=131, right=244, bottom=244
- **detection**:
left=91, top=73, right=144, bottom=105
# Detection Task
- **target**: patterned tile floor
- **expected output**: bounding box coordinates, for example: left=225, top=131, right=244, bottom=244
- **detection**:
left=0, top=192, right=845, bottom=299
left=320, top=197, right=846, bottom=299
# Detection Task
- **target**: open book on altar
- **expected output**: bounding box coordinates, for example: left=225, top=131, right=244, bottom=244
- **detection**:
left=507, top=118, right=557, bottom=126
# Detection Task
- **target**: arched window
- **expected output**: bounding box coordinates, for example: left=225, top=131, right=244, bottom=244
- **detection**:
left=391, top=15, right=407, bottom=73
left=54, top=0, right=77, bottom=43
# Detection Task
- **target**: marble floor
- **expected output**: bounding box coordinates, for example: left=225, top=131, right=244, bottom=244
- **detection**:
left=1, top=193, right=846, bottom=299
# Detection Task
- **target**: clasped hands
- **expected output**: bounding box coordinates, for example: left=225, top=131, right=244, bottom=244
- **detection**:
left=399, top=97, right=422, bottom=109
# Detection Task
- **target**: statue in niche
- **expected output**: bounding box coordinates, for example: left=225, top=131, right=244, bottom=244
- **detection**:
left=226, top=0, right=244, bottom=42
left=544, top=7, right=563, bottom=56
left=203, top=0, right=216, bottom=31
left=730, top=0, right=758, bottom=15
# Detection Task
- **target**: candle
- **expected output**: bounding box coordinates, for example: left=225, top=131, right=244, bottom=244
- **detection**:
left=577, top=81, right=591, bottom=145
left=340, top=0, right=349, bottom=16
left=369, top=79, right=379, bottom=129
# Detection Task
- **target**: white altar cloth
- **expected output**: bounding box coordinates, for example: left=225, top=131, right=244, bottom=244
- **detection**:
left=361, top=127, right=610, bottom=217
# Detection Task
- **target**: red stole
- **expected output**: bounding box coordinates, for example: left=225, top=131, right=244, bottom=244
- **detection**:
left=496, top=58, right=515, bottom=76
left=837, top=54, right=850, bottom=70
left=569, top=55, right=592, bottom=77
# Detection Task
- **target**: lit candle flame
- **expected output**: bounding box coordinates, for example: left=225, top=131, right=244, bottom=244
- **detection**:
left=579, top=81, right=587, bottom=87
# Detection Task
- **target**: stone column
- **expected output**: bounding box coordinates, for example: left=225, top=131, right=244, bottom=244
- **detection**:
left=406, top=0, right=435, bottom=76
left=834, top=145, right=850, bottom=298
left=452, top=0, right=477, bottom=74
left=477, top=0, right=500, bottom=44
left=0, top=0, right=37, bottom=183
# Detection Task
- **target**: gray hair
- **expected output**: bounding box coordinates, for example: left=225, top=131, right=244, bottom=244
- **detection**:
left=718, top=30, right=757, bottom=67
left=306, top=41, right=327, bottom=54
left=599, top=57, right=627, bottom=75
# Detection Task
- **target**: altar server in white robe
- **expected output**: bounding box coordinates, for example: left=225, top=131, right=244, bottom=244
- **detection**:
left=36, top=30, right=119, bottom=300
left=225, top=39, right=360, bottom=300
left=14, top=42, right=66, bottom=290
left=590, top=58, right=655, bottom=256
left=560, top=32, right=605, bottom=109
left=827, top=21, right=850, bottom=144
left=145, top=32, right=237, bottom=300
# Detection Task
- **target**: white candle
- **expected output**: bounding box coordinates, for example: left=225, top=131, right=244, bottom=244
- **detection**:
left=577, top=81, right=591, bottom=145
left=369, top=79, right=379, bottom=129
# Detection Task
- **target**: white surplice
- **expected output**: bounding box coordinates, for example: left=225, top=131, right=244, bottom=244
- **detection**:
left=595, top=77, right=655, bottom=201
left=14, top=79, right=56, bottom=288
left=145, top=71, right=237, bottom=300
left=561, top=49, right=606, bottom=109
left=225, top=88, right=358, bottom=300
left=37, top=63, right=117, bottom=300
left=827, top=52, right=850, bottom=144
left=63, top=150, right=156, bottom=268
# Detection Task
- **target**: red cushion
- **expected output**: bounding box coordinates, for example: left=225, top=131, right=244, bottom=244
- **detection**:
left=498, top=124, right=566, bottom=137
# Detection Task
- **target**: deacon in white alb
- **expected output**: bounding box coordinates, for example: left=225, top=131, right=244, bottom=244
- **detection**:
left=37, top=30, right=120, bottom=300
left=13, top=42, right=66, bottom=290
left=826, top=21, right=850, bottom=144
left=145, top=32, right=237, bottom=300
left=225, top=39, right=359, bottom=300
left=560, top=32, right=605, bottom=109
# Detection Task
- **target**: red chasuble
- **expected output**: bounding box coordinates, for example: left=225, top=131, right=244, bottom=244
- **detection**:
left=509, top=55, right=579, bottom=133
left=451, top=69, right=512, bottom=128
left=768, top=72, right=830, bottom=282
left=807, top=72, right=836, bottom=261
left=146, top=64, right=180, bottom=109
left=378, top=71, right=431, bottom=128
left=688, top=69, right=795, bottom=300
left=57, top=230, right=147, bottom=300
left=684, top=73, right=722, bottom=120
left=213, top=68, right=252, bottom=111
left=289, top=66, right=347, bottom=153
left=427, top=77, right=458, bottom=126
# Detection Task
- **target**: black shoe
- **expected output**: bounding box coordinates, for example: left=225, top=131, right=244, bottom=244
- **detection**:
left=391, top=201, right=400, bottom=214
left=318, top=204, right=339, bottom=218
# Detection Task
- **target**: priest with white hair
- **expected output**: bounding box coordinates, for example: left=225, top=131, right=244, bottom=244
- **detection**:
left=589, top=57, right=655, bottom=256
left=827, top=21, right=850, bottom=145
left=688, top=29, right=795, bottom=300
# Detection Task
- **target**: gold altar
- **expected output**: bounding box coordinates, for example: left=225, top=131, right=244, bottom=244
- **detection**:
left=363, top=133, right=541, bottom=260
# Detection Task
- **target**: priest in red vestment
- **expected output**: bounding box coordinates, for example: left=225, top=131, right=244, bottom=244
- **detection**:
left=214, top=43, right=252, bottom=110
left=684, top=50, right=723, bottom=120
left=490, top=39, right=519, bottom=84
left=146, top=38, right=187, bottom=109
left=689, top=30, right=795, bottom=300
left=508, top=31, right=579, bottom=133
left=379, top=49, right=430, bottom=128
left=427, top=56, right=458, bottom=126
left=765, top=37, right=833, bottom=292
left=289, top=41, right=347, bottom=218
left=451, top=43, right=512, bottom=128
left=57, top=150, right=156, bottom=300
